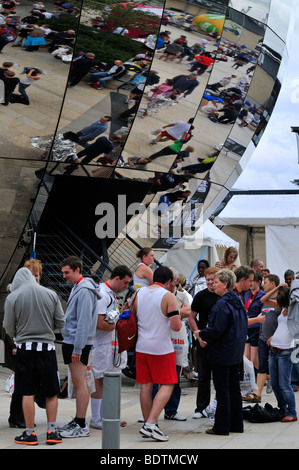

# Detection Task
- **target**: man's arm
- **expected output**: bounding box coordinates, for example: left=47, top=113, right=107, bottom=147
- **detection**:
left=164, top=292, right=182, bottom=332
left=188, top=309, right=198, bottom=332
left=97, top=314, right=115, bottom=331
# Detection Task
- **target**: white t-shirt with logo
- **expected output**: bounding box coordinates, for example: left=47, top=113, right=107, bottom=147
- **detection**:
left=93, top=282, right=119, bottom=346
left=166, top=120, right=190, bottom=139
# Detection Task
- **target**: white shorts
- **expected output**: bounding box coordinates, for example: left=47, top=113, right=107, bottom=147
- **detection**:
left=91, top=341, right=127, bottom=379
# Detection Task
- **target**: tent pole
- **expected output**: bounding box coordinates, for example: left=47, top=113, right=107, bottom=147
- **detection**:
left=189, top=245, right=209, bottom=279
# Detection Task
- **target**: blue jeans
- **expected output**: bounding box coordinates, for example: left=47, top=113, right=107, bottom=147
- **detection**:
left=18, top=83, right=30, bottom=102
left=90, top=71, right=113, bottom=87
left=269, top=348, right=297, bottom=418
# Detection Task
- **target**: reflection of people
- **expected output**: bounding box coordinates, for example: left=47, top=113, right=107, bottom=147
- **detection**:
left=68, top=53, right=103, bottom=87
left=18, top=68, right=40, bottom=105
left=189, top=53, right=214, bottom=75
left=76, top=116, right=111, bottom=148
left=206, top=74, right=236, bottom=92
left=172, top=73, right=199, bottom=97
left=90, top=60, right=126, bottom=88
left=151, top=118, right=193, bottom=145
left=130, top=266, right=182, bottom=442
left=2, top=70, right=19, bottom=106
left=196, top=269, right=248, bottom=435
left=64, top=134, right=123, bottom=174
left=3, top=268, right=65, bottom=445
left=179, top=155, right=217, bottom=175
left=148, top=139, right=194, bottom=163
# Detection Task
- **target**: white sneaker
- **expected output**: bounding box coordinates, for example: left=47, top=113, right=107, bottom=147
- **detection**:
left=90, top=419, right=103, bottom=429
left=140, top=423, right=168, bottom=441
left=59, top=420, right=90, bottom=438
left=58, top=418, right=76, bottom=432
left=192, top=411, right=204, bottom=419
left=202, top=407, right=215, bottom=424
left=164, top=412, right=187, bottom=421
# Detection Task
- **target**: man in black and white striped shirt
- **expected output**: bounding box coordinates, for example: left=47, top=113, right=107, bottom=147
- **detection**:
left=3, top=267, right=65, bottom=446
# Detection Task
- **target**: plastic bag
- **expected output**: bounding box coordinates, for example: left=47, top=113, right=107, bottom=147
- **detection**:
left=67, top=363, right=95, bottom=399
left=240, top=355, right=258, bottom=396
left=5, top=372, right=14, bottom=395
left=171, top=323, right=189, bottom=367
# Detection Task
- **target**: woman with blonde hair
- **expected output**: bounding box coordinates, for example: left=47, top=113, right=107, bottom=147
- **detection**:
left=215, top=246, right=238, bottom=271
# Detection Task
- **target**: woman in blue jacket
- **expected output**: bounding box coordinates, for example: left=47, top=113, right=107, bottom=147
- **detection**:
left=195, top=268, right=248, bottom=435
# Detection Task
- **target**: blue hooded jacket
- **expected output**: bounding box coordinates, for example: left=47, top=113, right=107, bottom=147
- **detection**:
left=199, top=290, right=247, bottom=366
left=62, top=277, right=101, bottom=355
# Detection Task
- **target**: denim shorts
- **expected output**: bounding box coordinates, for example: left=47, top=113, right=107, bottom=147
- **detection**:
left=246, top=327, right=260, bottom=347
left=258, top=338, right=270, bottom=374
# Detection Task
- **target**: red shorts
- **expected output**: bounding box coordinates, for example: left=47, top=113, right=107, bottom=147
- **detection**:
left=160, top=130, right=177, bottom=141
left=136, top=352, right=177, bottom=384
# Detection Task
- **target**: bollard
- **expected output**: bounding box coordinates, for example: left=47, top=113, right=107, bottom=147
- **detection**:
left=102, top=371, right=121, bottom=449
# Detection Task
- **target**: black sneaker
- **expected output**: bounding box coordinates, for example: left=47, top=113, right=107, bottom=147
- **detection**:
left=14, top=431, right=38, bottom=445
left=46, top=430, right=63, bottom=445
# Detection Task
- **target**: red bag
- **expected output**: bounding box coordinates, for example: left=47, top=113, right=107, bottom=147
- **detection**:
left=116, top=310, right=137, bottom=353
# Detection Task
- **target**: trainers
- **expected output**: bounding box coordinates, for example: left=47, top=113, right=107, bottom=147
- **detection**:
left=14, top=431, right=38, bottom=445
left=192, top=411, right=204, bottom=419
left=202, top=407, right=215, bottom=424
left=164, top=412, right=187, bottom=421
left=46, top=430, right=63, bottom=445
left=140, top=423, right=168, bottom=442
left=59, top=420, right=90, bottom=438
left=58, top=418, right=76, bottom=432
left=90, top=419, right=102, bottom=430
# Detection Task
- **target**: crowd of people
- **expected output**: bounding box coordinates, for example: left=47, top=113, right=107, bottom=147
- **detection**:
left=0, top=1, right=78, bottom=105
left=3, top=244, right=299, bottom=445
left=0, top=1, right=260, bottom=184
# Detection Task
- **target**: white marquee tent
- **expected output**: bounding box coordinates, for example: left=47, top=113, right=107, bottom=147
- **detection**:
left=159, top=219, right=239, bottom=278
left=214, top=193, right=299, bottom=280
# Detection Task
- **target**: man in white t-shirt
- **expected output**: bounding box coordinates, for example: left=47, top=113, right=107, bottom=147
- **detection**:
left=89, top=265, right=131, bottom=430
left=150, top=118, right=194, bottom=144
left=113, top=27, right=129, bottom=35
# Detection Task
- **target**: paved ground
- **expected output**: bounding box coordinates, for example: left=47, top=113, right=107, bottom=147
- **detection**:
left=1, top=360, right=299, bottom=452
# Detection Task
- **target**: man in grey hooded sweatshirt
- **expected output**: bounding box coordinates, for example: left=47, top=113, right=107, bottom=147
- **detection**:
left=3, top=267, right=65, bottom=445
left=59, top=256, right=102, bottom=438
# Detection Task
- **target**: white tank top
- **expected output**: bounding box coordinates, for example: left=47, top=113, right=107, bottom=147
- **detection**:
left=136, top=286, right=174, bottom=355
left=271, top=308, right=295, bottom=349
left=133, top=263, right=151, bottom=289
